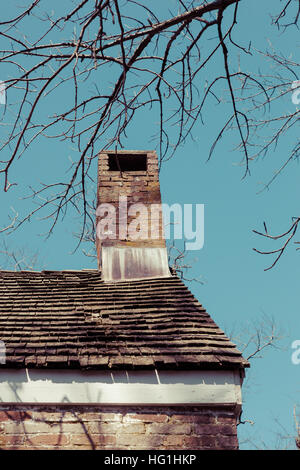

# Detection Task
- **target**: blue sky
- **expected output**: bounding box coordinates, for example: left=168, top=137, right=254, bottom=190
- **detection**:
left=0, top=1, right=299, bottom=449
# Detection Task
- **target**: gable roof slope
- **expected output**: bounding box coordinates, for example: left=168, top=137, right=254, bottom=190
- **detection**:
left=0, top=270, right=249, bottom=370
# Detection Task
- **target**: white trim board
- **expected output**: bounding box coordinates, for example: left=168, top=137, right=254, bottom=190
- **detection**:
left=0, top=369, right=243, bottom=410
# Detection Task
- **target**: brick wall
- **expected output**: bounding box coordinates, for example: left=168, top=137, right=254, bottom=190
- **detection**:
left=96, top=151, right=165, bottom=251
left=0, top=405, right=239, bottom=450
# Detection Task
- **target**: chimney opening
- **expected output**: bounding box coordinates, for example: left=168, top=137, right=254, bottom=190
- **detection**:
left=108, top=153, right=147, bottom=172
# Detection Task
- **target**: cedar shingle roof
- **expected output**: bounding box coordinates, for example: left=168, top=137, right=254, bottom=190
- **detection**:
left=0, top=270, right=249, bottom=370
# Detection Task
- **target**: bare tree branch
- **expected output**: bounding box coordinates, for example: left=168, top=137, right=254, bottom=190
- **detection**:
left=0, top=1, right=298, bottom=253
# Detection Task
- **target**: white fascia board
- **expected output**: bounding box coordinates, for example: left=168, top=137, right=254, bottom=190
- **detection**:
left=0, top=369, right=243, bottom=409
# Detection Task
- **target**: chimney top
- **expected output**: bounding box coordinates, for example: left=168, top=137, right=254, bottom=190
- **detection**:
left=96, top=150, right=170, bottom=281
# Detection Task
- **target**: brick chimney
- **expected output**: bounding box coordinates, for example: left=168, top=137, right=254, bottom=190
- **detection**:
left=96, top=150, right=170, bottom=281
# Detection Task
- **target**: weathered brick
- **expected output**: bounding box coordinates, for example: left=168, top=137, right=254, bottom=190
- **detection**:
left=59, top=422, right=91, bottom=434
left=200, top=435, right=218, bottom=448
left=217, top=435, right=238, bottom=449
left=193, top=423, right=221, bottom=435
left=118, top=434, right=163, bottom=448
left=123, top=414, right=168, bottom=423
left=182, top=435, right=203, bottom=448
left=170, top=414, right=216, bottom=424
left=19, top=421, right=61, bottom=434
left=118, top=424, right=145, bottom=434
left=69, top=434, right=92, bottom=446
left=0, top=423, right=27, bottom=434
left=92, top=434, right=117, bottom=446
left=0, top=435, right=24, bottom=446
left=24, top=434, right=69, bottom=446
left=0, top=411, right=28, bottom=422
left=70, top=434, right=116, bottom=447
left=216, top=415, right=236, bottom=424
left=147, top=423, right=191, bottom=435
left=219, top=424, right=236, bottom=435
left=85, top=412, right=123, bottom=423
left=32, top=412, right=77, bottom=423
left=87, top=422, right=123, bottom=434
left=1, top=445, right=35, bottom=451
left=0, top=406, right=238, bottom=450
left=163, top=435, right=183, bottom=447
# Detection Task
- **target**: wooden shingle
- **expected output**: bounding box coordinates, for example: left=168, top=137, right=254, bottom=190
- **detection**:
left=0, top=270, right=249, bottom=370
